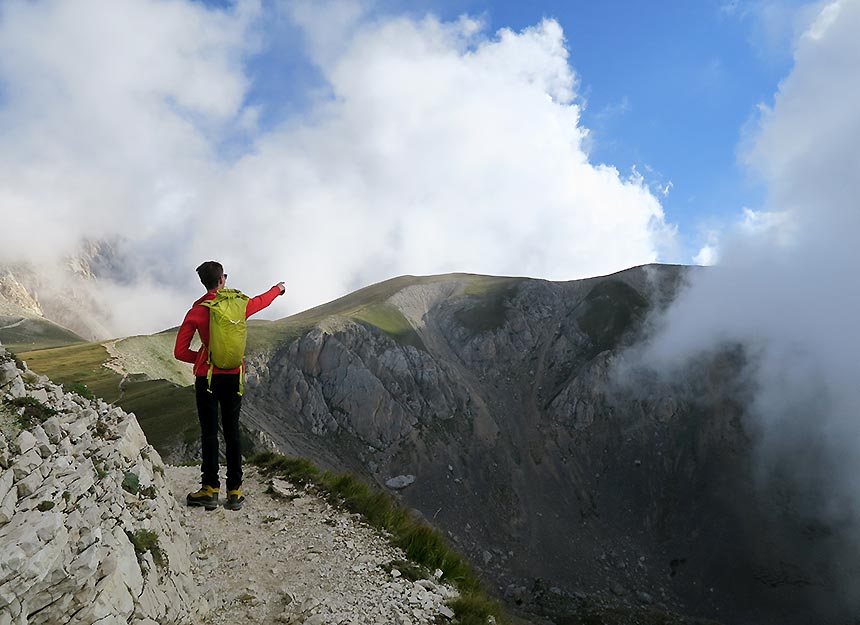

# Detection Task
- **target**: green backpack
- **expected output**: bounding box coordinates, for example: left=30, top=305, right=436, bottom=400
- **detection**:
left=200, top=288, right=249, bottom=395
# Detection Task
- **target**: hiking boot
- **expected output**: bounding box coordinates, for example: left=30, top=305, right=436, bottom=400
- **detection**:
left=225, top=488, right=245, bottom=511
left=186, top=485, right=219, bottom=511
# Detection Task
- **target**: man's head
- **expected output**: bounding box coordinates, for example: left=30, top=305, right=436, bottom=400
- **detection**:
left=196, top=261, right=225, bottom=291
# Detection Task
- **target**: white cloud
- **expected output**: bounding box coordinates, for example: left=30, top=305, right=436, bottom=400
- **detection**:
left=722, top=0, right=825, bottom=62
left=637, top=0, right=860, bottom=584
left=692, top=243, right=717, bottom=266
left=0, top=0, right=672, bottom=336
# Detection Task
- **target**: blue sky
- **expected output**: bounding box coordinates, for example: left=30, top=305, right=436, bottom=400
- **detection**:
left=3, top=0, right=844, bottom=334
left=228, top=0, right=809, bottom=261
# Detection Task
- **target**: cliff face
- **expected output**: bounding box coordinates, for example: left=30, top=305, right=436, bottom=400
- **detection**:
left=242, top=265, right=860, bottom=625
left=0, top=343, right=206, bottom=624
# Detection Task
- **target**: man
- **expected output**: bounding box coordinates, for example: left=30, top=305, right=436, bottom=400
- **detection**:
left=174, top=261, right=285, bottom=511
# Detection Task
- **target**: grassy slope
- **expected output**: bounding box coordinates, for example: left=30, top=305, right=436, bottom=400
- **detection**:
left=0, top=316, right=86, bottom=352
left=16, top=343, right=198, bottom=455
left=18, top=343, right=123, bottom=401
left=250, top=272, right=526, bottom=351
left=111, top=333, right=196, bottom=387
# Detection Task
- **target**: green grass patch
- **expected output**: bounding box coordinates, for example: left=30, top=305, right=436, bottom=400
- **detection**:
left=37, top=501, right=55, bottom=512
left=351, top=303, right=426, bottom=350
left=448, top=595, right=508, bottom=625
left=383, top=559, right=428, bottom=582
left=250, top=451, right=507, bottom=623
left=69, top=382, right=95, bottom=401
left=5, top=396, right=58, bottom=429
left=122, top=471, right=140, bottom=495
left=18, top=343, right=122, bottom=402
left=127, top=529, right=166, bottom=569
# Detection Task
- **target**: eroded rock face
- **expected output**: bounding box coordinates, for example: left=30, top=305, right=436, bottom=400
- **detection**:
left=242, top=265, right=860, bottom=625
left=0, top=342, right=206, bottom=625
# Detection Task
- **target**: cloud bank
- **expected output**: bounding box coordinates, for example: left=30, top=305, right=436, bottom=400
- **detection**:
left=0, top=0, right=671, bottom=336
left=638, top=0, right=860, bottom=589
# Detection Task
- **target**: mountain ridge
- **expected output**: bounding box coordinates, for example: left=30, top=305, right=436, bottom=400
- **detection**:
left=8, top=263, right=859, bottom=624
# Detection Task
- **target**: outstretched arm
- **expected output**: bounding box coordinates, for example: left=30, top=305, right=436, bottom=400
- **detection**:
left=245, top=282, right=286, bottom=318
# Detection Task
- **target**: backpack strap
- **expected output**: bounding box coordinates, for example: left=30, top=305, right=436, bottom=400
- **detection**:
left=206, top=356, right=214, bottom=394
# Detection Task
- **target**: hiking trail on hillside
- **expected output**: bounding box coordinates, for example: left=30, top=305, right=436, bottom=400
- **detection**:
left=166, top=465, right=458, bottom=625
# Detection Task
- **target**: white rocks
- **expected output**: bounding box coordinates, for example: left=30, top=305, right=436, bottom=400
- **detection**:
left=439, top=605, right=455, bottom=619
left=385, top=474, right=416, bottom=490
left=269, top=477, right=298, bottom=498
left=40, top=417, right=62, bottom=444
left=0, top=361, right=18, bottom=388
left=0, top=470, right=13, bottom=507
left=6, top=375, right=25, bottom=399
left=0, top=480, right=15, bottom=524
left=61, top=418, right=89, bottom=442
left=11, top=447, right=42, bottom=480
left=0, top=344, right=206, bottom=625
left=15, top=467, right=44, bottom=498
left=115, top=416, right=147, bottom=461
left=27, top=387, right=49, bottom=405
left=13, top=431, right=36, bottom=455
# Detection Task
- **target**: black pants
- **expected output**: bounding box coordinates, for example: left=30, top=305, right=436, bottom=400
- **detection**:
left=195, top=374, right=242, bottom=490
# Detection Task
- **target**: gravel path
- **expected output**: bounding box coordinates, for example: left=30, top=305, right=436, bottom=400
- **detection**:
left=166, top=465, right=458, bottom=625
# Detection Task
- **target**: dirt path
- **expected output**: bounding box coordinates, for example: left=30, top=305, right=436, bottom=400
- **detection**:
left=166, top=465, right=458, bottom=625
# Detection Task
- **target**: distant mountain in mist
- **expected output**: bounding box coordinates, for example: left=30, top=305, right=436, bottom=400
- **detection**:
left=11, top=264, right=860, bottom=625
left=0, top=241, right=123, bottom=343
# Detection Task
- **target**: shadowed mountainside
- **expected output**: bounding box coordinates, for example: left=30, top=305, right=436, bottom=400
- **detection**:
left=240, top=264, right=859, bottom=625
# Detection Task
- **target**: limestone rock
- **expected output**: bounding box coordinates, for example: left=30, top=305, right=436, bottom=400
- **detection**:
left=0, top=344, right=206, bottom=625
left=14, top=431, right=36, bottom=455
left=386, top=475, right=416, bottom=490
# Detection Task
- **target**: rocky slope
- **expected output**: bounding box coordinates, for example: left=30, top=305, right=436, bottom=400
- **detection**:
left=0, top=341, right=467, bottom=625
left=0, top=343, right=205, bottom=624
left=240, top=264, right=860, bottom=625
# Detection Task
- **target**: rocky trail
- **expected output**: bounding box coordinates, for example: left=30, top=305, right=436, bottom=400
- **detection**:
left=167, top=465, right=459, bottom=625
left=0, top=340, right=460, bottom=625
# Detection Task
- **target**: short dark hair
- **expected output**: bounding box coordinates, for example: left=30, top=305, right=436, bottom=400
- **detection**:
left=196, top=261, right=224, bottom=290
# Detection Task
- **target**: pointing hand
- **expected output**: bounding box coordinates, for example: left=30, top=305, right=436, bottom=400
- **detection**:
left=277, top=282, right=286, bottom=295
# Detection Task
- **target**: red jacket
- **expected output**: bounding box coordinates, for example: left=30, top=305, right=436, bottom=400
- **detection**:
left=174, top=285, right=282, bottom=377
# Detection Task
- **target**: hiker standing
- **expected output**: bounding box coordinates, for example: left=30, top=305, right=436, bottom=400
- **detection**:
left=174, top=261, right=285, bottom=511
